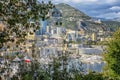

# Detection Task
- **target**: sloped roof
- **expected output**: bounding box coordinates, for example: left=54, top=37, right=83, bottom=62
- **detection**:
left=24, top=55, right=32, bottom=61
left=13, top=56, right=21, bottom=62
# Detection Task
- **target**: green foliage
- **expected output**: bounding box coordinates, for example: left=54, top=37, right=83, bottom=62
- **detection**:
left=83, top=72, right=104, bottom=80
left=69, top=40, right=75, bottom=43
left=23, top=74, right=32, bottom=80
left=97, top=41, right=108, bottom=45
left=73, top=73, right=83, bottom=80
left=113, top=28, right=120, bottom=39
left=103, top=29, right=120, bottom=79
left=85, top=40, right=97, bottom=45
left=62, top=20, right=77, bottom=30
left=8, top=52, right=105, bottom=80
left=71, top=72, right=104, bottom=80
left=56, top=3, right=91, bottom=20
left=0, top=0, right=54, bottom=48
left=103, top=21, right=120, bottom=32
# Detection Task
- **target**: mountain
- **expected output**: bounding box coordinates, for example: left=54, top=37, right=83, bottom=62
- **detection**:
left=113, top=17, right=120, bottom=22
left=55, top=3, right=120, bottom=33
left=56, top=3, right=91, bottom=20
left=92, top=17, right=120, bottom=31
left=92, top=17, right=108, bottom=21
left=55, top=3, right=106, bottom=32
left=102, top=21, right=120, bottom=31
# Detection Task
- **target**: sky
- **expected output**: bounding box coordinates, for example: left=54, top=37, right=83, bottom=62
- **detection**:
left=39, top=0, right=120, bottom=19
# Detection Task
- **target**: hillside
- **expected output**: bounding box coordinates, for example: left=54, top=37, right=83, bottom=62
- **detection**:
left=55, top=3, right=120, bottom=33
left=56, top=3, right=91, bottom=20
left=55, top=3, right=105, bottom=32
left=102, top=21, right=120, bottom=31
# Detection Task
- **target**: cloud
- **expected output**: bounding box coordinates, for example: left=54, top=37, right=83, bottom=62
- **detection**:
left=39, top=0, right=119, bottom=5
left=38, top=0, right=120, bottom=19
left=96, top=12, right=120, bottom=19
left=65, top=0, right=98, bottom=3
left=53, top=0, right=118, bottom=4
left=110, top=6, right=120, bottom=10
left=105, top=0, right=118, bottom=4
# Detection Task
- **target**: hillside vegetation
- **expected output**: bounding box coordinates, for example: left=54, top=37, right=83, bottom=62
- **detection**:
left=56, top=3, right=120, bottom=33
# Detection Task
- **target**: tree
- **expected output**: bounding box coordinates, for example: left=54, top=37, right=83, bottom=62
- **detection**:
left=83, top=72, right=104, bottom=80
left=0, top=0, right=54, bottom=49
left=103, top=29, right=120, bottom=79
left=0, top=1, right=55, bottom=79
